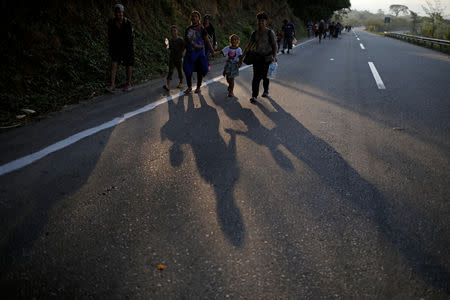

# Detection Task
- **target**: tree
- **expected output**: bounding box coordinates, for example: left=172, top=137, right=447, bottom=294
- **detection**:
left=422, top=0, right=444, bottom=37
left=409, top=10, right=419, bottom=34
left=287, top=0, right=351, bottom=23
left=389, top=4, right=409, bottom=17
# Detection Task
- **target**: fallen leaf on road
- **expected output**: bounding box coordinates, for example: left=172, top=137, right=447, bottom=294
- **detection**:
left=157, top=264, right=165, bottom=270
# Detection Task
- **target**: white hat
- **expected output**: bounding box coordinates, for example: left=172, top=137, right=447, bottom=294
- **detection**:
left=114, top=4, right=124, bottom=12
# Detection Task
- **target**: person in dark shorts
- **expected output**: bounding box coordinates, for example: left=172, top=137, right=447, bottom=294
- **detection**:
left=164, top=25, right=185, bottom=91
left=106, top=4, right=134, bottom=92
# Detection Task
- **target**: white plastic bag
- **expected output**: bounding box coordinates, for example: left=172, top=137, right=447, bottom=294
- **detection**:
left=268, top=62, right=278, bottom=79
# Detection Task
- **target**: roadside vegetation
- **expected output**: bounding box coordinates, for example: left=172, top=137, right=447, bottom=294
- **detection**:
left=1, top=0, right=307, bottom=128
left=342, top=0, right=450, bottom=41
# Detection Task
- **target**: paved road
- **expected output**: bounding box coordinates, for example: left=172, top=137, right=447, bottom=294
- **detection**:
left=1, top=30, right=449, bottom=299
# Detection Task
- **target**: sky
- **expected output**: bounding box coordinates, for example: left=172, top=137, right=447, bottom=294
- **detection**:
left=349, top=0, right=450, bottom=17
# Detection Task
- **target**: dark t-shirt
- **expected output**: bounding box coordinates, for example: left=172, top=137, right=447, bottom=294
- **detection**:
left=282, top=22, right=295, bottom=38
left=107, top=17, right=134, bottom=57
left=169, top=37, right=184, bottom=62
left=204, top=24, right=216, bottom=48
left=184, top=24, right=208, bottom=52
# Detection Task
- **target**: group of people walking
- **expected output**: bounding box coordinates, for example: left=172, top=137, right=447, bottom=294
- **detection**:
left=312, top=20, right=343, bottom=43
left=105, top=4, right=280, bottom=104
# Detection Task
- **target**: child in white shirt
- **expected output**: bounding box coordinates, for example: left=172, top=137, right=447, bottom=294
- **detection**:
left=215, top=34, right=242, bottom=97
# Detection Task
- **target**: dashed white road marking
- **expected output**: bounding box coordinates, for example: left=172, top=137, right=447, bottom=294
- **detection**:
left=368, top=62, right=386, bottom=89
left=360, top=43, right=365, bottom=49
left=0, top=39, right=317, bottom=176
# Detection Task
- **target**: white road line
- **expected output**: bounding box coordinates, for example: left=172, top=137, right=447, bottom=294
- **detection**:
left=368, top=62, right=386, bottom=89
left=0, top=40, right=316, bottom=176
left=360, top=43, right=365, bottom=49
left=357, top=38, right=360, bottom=40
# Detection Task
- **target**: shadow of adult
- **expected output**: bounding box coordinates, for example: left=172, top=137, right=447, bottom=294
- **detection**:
left=256, top=96, right=450, bottom=294
left=161, top=94, right=245, bottom=247
left=208, top=82, right=294, bottom=171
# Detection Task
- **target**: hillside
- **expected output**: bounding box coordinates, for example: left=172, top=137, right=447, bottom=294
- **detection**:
left=1, top=0, right=304, bottom=127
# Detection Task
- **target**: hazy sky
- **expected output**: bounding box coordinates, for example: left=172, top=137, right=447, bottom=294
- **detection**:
left=350, top=0, right=450, bottom=17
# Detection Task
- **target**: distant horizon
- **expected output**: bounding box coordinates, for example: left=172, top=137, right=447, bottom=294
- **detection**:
left=349, top=0, right=450, bottom=18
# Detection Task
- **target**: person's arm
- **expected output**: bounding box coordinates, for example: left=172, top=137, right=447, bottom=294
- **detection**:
left=212, top=27, right=217, bottom=49
left=270, top=31, right=278, bottom=62
left=202, top=28, right=215, bottom=56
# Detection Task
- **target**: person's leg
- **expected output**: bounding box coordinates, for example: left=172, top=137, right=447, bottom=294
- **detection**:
left=185, top=74, right=192, bottom=93
left=165, top=61, right=174, bottom=90
left=262, top=62, right=270, bottom=96
left=110, top=61, right=118, bottom=87
left=176, top=61, right=183, bottom=87
left=126, top=66, right=132, bottom=85
left=195, top=71, right=203, bottom=93
left=252, top=63, right=264, bottom=98
left=229, top=77, right=234, bottom=95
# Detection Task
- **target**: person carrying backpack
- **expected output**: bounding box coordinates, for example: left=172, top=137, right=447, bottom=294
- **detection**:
left=239, top=11, right=278, bottom=104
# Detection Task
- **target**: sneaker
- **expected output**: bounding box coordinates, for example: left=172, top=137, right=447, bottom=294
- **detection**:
left=105, top=85, right=115, bottom=93
left=163, top=84, right=170, bottom=91
left=250, top=97, right=257, bottom=104
left=177, top=82, right=183, bottom=88
left=123, top=83, right=132, bottom=92
left=184, top=87, right=193, bottom=94
left=262, top=92, right=269, bottom=98
left=194, top=87, right=201, bottom=94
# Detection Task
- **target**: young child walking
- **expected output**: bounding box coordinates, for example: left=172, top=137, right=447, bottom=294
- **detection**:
left=164, top=25, right=184, bottom=91
left=214, top=34, right=242, bottom=97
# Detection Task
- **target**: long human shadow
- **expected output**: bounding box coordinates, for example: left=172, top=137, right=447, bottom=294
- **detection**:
left=160, top=94, right=245, bottom=247
left=255, top=96, right=450, bottom=294
left=208, top=83, right=294, bottom=171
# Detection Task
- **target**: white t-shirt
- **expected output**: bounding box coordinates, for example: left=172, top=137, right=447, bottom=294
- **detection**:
left=222, top=46, right=242, bottom=63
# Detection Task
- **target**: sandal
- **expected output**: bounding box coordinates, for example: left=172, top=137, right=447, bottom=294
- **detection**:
left=163, top=85, right=170, bottom=91
left=184, top=87, right=193, bottom=94
left=194, top=87, right=201, bottom=94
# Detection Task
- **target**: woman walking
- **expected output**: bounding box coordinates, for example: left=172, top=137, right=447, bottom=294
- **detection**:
left=183, top=10, right=215, bottom=94
left=239, top=11, right=278, bottom=103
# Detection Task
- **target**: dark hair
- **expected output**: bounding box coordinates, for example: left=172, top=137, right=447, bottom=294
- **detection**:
left=203, top=14, right=211, bottom=21
left=170, top=25, right=177, bottom=30
left=256, top=11, right=268, bottom=20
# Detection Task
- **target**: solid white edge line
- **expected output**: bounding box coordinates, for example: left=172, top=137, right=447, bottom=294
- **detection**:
left=368, top=62, right=386, bottom=89
left=360, top=43, right=365, bottom=49
left=0, top=39, right=316, bottom=176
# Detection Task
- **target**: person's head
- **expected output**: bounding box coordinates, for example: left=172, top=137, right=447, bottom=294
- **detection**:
left=229, top=34, right=240, bottom=47
left=190, top=10, right=201, bottom=25
left=114, top=4, right=124, bottom=20
left=203, top=14, right=211, bottom=27
left=170, top=25, right=178, bottom=38
left=256, top=11, right=268, bottom=29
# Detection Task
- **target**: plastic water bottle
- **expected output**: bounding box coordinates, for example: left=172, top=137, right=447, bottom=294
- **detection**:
left=165, top=37, right=169, bottom=49
left=268, top=62, right=278, bottom=79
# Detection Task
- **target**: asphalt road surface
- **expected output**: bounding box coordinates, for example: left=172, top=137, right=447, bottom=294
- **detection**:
left=1, top=30, right=449, bottom=299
